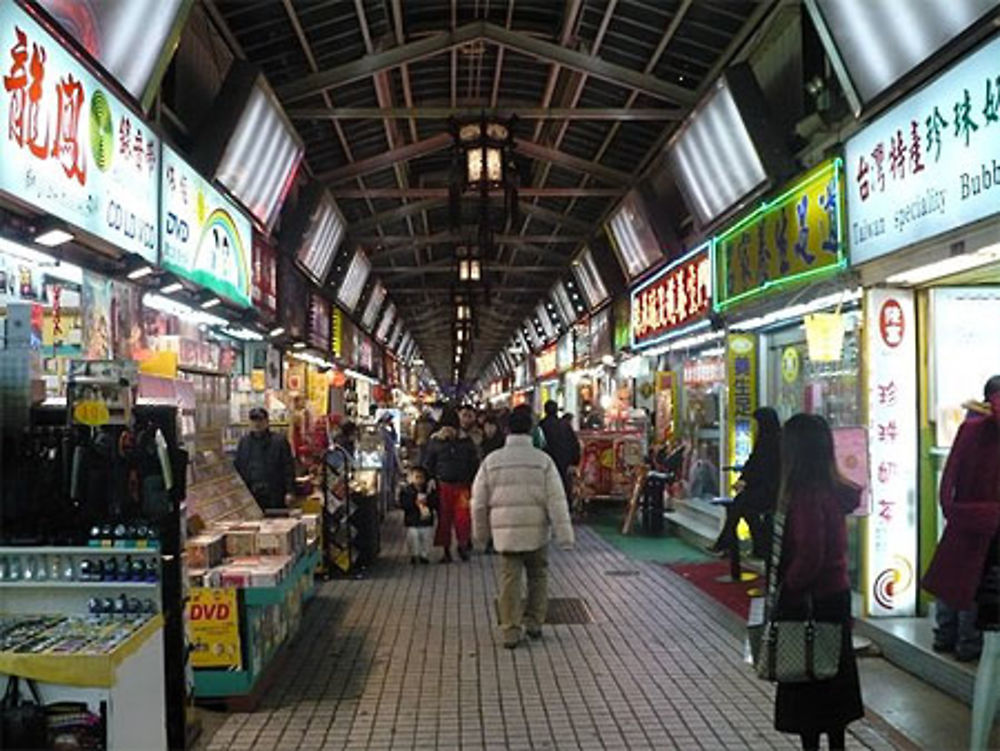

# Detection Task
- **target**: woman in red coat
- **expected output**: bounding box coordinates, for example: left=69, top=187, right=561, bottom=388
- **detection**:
left=922, top=378, right=1000, bottom=645
left=773, top=414, right=863, bottom=751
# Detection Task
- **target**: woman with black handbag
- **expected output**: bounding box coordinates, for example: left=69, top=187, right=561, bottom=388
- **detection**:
left=772, top=414, right=863, bottom=751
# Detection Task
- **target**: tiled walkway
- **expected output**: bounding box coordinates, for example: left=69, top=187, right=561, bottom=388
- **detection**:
left=201, top=514, right=903, bottom=751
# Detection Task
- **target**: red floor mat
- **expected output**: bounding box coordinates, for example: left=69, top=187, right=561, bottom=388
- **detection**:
left=666, top=561, right=760, bottom=619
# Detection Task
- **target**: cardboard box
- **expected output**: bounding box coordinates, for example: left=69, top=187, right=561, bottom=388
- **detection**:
left=218, top=567, right=254, bottom=588
left=186, top=534, right=226, bottom=569
left=224, top=529, right=259, bottom=558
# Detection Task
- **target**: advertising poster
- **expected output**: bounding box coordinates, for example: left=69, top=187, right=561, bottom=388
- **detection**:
left=865, top=288, right=918, bottom=617
left=81, top=270, right=112, bottom=359
left=654, top=371, right=676, bottom=444
left=832, top=426, right=870, bottom=516
left=111, top=279, right=147, bottom=361
left=187, top=588, right=242, bottom=670
left=252, top=235, right=278, bottom=320
left=715, top=159, right=844, bottom=310
left=0, top=3, right=160, bottom=263
left=160, top=145, right=252, bottom=307
left=726, top=334, right=757, bottom=483
left=846, top=35, right=1000, bottom=265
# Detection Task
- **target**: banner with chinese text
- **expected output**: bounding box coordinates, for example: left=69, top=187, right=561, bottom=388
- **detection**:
left=726, top=334, right=757, bottom=490
left=631, top=244, right=711, bottom=349
left=161, top=145, right=252, bottom=307
left=864, top=288, right=917, bottom=617
left=847, top=35, right=1000, bottom=265
left=715, top=159, right=844, bottom=310
left=0, top=3, right=159, bottom=262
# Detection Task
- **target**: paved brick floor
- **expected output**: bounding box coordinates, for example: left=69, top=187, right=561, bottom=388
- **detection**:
left=201, top=514, right=903, bottom=751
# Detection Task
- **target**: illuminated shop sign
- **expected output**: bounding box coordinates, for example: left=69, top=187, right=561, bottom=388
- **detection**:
left=864, top=288, right=918, bottom=617
left=714, top=159, right=845, bottom=311
left=535, top=345, right=557, bottom=378
left=846, top=34, right=1000, bottom=265
left=307, top=293, right=330, bottom=352
left=0, top=2, right=160, bottom=262
left=160, top=145, right=253, bottom=307
left=251, top=235, right=277, bottom=319
left=630, top=244, right=711, bottom=350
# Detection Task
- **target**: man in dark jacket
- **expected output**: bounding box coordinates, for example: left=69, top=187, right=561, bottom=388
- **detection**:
left=234, top=407, right=295, bottom=510
left=539, top=400, right=581, bottom=506
left=425, top=408, right=480, bottom=561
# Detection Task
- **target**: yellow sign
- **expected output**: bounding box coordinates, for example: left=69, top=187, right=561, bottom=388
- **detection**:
left=804, top=312, right=846, bottom=362
left=307, top=367, right=329, bottom=416
left=138, top=349, right=178, bottom=379
left=187, top=588, right=242, bottom=669
left=716, top=159, right=843, bottom=308
left=781, top=346, right=800, bottom=384
left=332, top=307, right=343, bottom=358
left=726, top=334, right=757, bottom=487
left=251, top=368, right=266, bottom=392
left=73, top=400, right=110, bottom=426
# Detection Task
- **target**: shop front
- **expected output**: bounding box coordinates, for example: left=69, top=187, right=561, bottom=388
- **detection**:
left=628, top=242, right=722, bottom=502
left=843, top=30, right=1000, bottom=621
left=711, top=157, right=865, bottom=586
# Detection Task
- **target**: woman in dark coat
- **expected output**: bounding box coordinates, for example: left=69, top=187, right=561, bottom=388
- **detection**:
left=712, top=407, right=781, bottom=558
left=773, top=414, right=863, bottom=751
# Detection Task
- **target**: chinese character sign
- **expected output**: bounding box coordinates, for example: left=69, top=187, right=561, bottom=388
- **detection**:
left=160, top=145, right=252, bottom=308
left=0, top=4, right=158, bottom=262
left=251, top=235, right=278, bottom=319
left=630, top=246, right=711, bottom=349
left=726, top=334, right=757, bottom=489
left=307, top=293, right=330, bottom=352
left=847, top=35, right=1000, bottom=264
left=715, top=159, right=843, bottom=309
left=865, top=288, right=918, bottom=617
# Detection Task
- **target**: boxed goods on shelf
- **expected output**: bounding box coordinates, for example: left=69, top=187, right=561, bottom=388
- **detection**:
left=185, top=534, right=226, bottom=569
left=223, top=527, right=260, bottom=558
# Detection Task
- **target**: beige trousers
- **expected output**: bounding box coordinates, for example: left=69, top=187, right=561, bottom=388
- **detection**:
left=498, top=547, right=548, bottom=642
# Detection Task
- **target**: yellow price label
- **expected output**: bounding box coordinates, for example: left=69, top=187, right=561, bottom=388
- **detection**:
left=73, top=400, right=110, bottom=426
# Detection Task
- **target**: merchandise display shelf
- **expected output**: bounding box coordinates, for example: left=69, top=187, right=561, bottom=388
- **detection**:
left=0, top=546, right=160, bottom=555
left=0, top=616, right=166, bottom=750
left=0, top=581, right=158, bottom=589
left=193, top=549, right=320, bottom=702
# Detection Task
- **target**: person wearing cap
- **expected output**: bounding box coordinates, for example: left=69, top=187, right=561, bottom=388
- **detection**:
left=235, top=407, right=296, bottom=510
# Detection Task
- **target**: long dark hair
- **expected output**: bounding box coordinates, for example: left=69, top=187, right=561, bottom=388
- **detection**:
left=778, top=413, right=843, bottom=512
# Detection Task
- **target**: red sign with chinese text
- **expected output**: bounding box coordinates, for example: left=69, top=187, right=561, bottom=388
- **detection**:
left=630, top=249, right=711, bottom=349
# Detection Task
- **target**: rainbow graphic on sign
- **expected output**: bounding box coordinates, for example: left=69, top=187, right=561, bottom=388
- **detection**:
left=190, top=208, right=251, bottom=307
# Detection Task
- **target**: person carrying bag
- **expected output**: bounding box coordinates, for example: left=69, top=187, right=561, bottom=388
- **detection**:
left=748, top=413, right=863, bottom=751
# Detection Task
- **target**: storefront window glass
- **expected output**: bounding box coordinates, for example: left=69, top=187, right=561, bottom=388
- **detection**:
left=766, top=312, right=863, bottom=428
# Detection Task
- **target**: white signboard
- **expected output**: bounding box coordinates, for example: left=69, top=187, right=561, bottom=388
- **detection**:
left=160, top=145, right=253, bottom=307
left=0, top=3, right=159, bottom=262
left=846, top=35, right=1000, bottom=265
left=865, top=287, right=918, bottom=617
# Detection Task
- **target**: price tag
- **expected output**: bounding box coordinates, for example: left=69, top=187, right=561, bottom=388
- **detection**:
left=73, top=400, right=110, bottom=426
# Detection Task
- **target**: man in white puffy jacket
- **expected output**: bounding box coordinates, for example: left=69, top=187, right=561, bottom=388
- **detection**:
left=472, top=405, right=575, bottom=649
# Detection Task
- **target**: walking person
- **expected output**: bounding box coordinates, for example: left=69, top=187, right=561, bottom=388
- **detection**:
left=398, top=466, right=438, bottom=565
left=539, top=400, right=581, bottom=507
left=234, top=407, right=295, bottom=510
left=480, top=414, right=505, bottom=458
left=425, top=408, right=480, bottom=562
left=472, top=405, right=575, bottom=649
left=772, top=414, right=863, bottom=751
left=711, top=407, right=781, bottom=560
left=921, top=375, right=1000, bottom=749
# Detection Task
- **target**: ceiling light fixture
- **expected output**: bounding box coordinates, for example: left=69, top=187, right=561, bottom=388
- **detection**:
left=34, top=228, right=74, bottom=247
left=127, top=265, right=154, bottom=280
left=160, top=281, right=183, bottom=294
